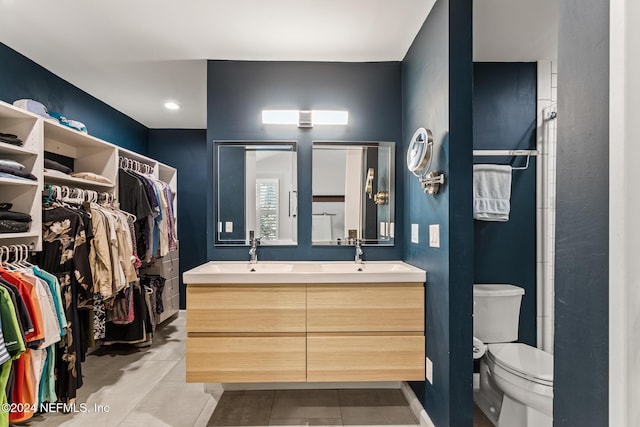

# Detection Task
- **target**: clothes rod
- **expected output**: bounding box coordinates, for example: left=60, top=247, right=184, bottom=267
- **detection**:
left=473, top=150, right=538, bottom=156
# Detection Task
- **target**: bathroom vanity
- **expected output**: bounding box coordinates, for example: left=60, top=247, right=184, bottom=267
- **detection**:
left=184, top=261, right=426, bottom=383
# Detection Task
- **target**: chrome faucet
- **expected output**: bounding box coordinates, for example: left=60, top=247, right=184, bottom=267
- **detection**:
left=249, top=237, right=260, bottom=264
left=354, top=239, right=364, bottom=264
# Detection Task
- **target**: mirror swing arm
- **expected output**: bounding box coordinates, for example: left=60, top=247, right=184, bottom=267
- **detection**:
left=364, top=167, right=389, bottom=205
left=406, top=128, right=445, bottom=195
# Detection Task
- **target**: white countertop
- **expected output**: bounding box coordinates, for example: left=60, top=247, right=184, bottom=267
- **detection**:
left=183, top=261, right=426, bottom=284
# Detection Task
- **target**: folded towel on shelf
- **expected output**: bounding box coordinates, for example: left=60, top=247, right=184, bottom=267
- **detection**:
left=0, top=132, right=23, bottom=146
left=0, top=159, right=26, bottom=170
left=0, top=164, right=36, bottom=180
left=70, top=172, right=113, bottom=185
left=473, top=164, right=512, bottom=222
left=0, top=219, right=30, bottom=233
left=0, top=210, right=32, bottom=222
left=44, top=158, right=72, bottom=174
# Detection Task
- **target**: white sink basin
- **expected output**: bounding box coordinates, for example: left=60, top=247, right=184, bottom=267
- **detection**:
left=319, top=262, right=417, bottom=274
left=183, top=261, right=426, bottom=284
left=207, top=262, right=294, bottom=273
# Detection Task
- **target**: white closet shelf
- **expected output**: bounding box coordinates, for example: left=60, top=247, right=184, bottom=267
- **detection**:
left=0, top=141, right=39, bottom=156
left=0, top=101, right=40, bottom=120
left=43, top=120, right=115, bottom=150
left=0, top=177, right=39, bottom=186
left=44, top=172, right=114, bottom=189
left=0, top=232, right=40, bottom=240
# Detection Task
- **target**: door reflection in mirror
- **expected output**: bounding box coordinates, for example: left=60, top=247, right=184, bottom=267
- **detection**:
left=216, top=141, right=297, bottom=246
left=312, top=141, right=394, bottom=245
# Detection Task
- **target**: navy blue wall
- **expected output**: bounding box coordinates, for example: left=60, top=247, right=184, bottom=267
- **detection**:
left=0, top=42, right=147, bottom=153
left=207, top=61, right=403, bottom=261
left=148, top=129, right=208, bottom=309
left=555, top=0, right=609, bottom=424
left=402, top=0, right=473, bottom=425
left=473, top=62, right=537, bottom=347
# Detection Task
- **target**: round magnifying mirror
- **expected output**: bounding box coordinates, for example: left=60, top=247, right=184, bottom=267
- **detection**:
left=406, top=127, right=433, bottom=177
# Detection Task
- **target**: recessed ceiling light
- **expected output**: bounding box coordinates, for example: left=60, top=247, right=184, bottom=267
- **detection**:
left=164, top=101, right=181, bottom=110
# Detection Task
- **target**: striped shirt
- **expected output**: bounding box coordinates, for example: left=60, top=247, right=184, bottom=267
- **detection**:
left=0, top=315, right=10, bottom=364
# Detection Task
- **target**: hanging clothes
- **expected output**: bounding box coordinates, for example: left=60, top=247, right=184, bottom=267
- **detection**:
left=102, top=283, right=152, bottom=345
left=118, top=168, right=153, bottom=262
left=36, top=205, right=94, bottom=403
left=1, top=266, right=43, bottom=424
left=0, top=256, right=68, bottom=424
left=118, top=166, right=177, bottom=262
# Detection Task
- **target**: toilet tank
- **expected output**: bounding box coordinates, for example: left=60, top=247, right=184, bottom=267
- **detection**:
left=473, top=284, right=524, bottom=343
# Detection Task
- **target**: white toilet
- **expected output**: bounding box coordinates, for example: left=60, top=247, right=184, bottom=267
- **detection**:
left=473, top=284, right=553, bottom=427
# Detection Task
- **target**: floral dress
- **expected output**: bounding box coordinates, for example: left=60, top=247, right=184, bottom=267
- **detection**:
left=38, top=206, right=94, bottom=402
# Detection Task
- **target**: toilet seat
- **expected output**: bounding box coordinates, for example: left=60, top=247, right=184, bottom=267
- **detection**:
left=487, top=343, right=553, bottom=387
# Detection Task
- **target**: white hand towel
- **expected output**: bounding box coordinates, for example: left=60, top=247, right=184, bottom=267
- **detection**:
left=473, top=164, right=512, bottom=221
left=312, top=214, right=332, bottom=241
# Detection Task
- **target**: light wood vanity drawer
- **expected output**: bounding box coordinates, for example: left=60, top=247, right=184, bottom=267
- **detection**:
left=187, top=285, right=306, bottom=333
left=186, top=335, right=306, bottom=383
left=306, top=333, right=425, bottom=382
left=307, top=284, right=424, bottom=332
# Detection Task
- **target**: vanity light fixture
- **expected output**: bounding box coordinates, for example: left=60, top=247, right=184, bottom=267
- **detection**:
left=261, top=110, right=299, bottom=125
left=262, top=110, right=348, bottom=127
left=164, top=101, right=182, bottom=111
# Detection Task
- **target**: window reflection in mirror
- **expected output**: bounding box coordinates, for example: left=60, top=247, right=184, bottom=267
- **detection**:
left=312, top=141, right=394, bottom=246
left=216, top=141, right=297, bottom=246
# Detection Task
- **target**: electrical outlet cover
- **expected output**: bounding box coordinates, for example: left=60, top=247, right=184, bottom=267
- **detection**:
left=411, top=224, right=419, bottom=244
left=429, top=224, right=440, bottom=248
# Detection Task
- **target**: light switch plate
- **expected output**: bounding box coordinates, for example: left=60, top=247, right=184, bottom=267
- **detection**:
left=225, top=221, right=233, bottom=233
left=429, top=224, right=440, bottom=248
left=411, top=224, right=419, bottom=244
left=426, top=357, right=433, bottom=384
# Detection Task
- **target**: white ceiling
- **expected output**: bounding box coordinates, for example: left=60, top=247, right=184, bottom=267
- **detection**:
left=0, top=0, right=434, bottom=129
left=0, top=0, right=557, bottom=130
left=473, top=0, right=558, bottom=62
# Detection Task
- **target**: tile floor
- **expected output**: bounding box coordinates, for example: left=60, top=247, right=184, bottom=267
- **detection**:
left=473, top=405, right=494, bottom=427
left=208, top=389, right=418, bottom=426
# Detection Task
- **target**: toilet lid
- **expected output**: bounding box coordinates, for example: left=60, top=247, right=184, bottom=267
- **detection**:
left=488, top=343, right=553, bottom=386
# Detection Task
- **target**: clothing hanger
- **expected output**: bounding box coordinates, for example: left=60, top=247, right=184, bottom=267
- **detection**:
left=0, top=246, right=7, bottom=267
left=11, top=245, right=27, bottom=271
left=5, top=245, right=21, bottom=271
left=119, top=209, right=137, bottom=222
left=19, top=244, right=33, bottom=268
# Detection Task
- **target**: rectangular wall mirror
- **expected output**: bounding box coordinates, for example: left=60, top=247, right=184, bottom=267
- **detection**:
left=216, top=141, right=298, bottom=246
left=312, top=141, right=395, bottom=245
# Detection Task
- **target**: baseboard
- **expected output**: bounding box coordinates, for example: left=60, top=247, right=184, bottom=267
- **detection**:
left=400, top=382, right=436, bottom=427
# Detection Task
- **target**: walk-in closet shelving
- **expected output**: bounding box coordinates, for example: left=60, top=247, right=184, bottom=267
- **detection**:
left=43, top=120, right=118, bottom=190
left=0, top=100, right=43, bottom=250
left=1, top=98, right=180, bottom=323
